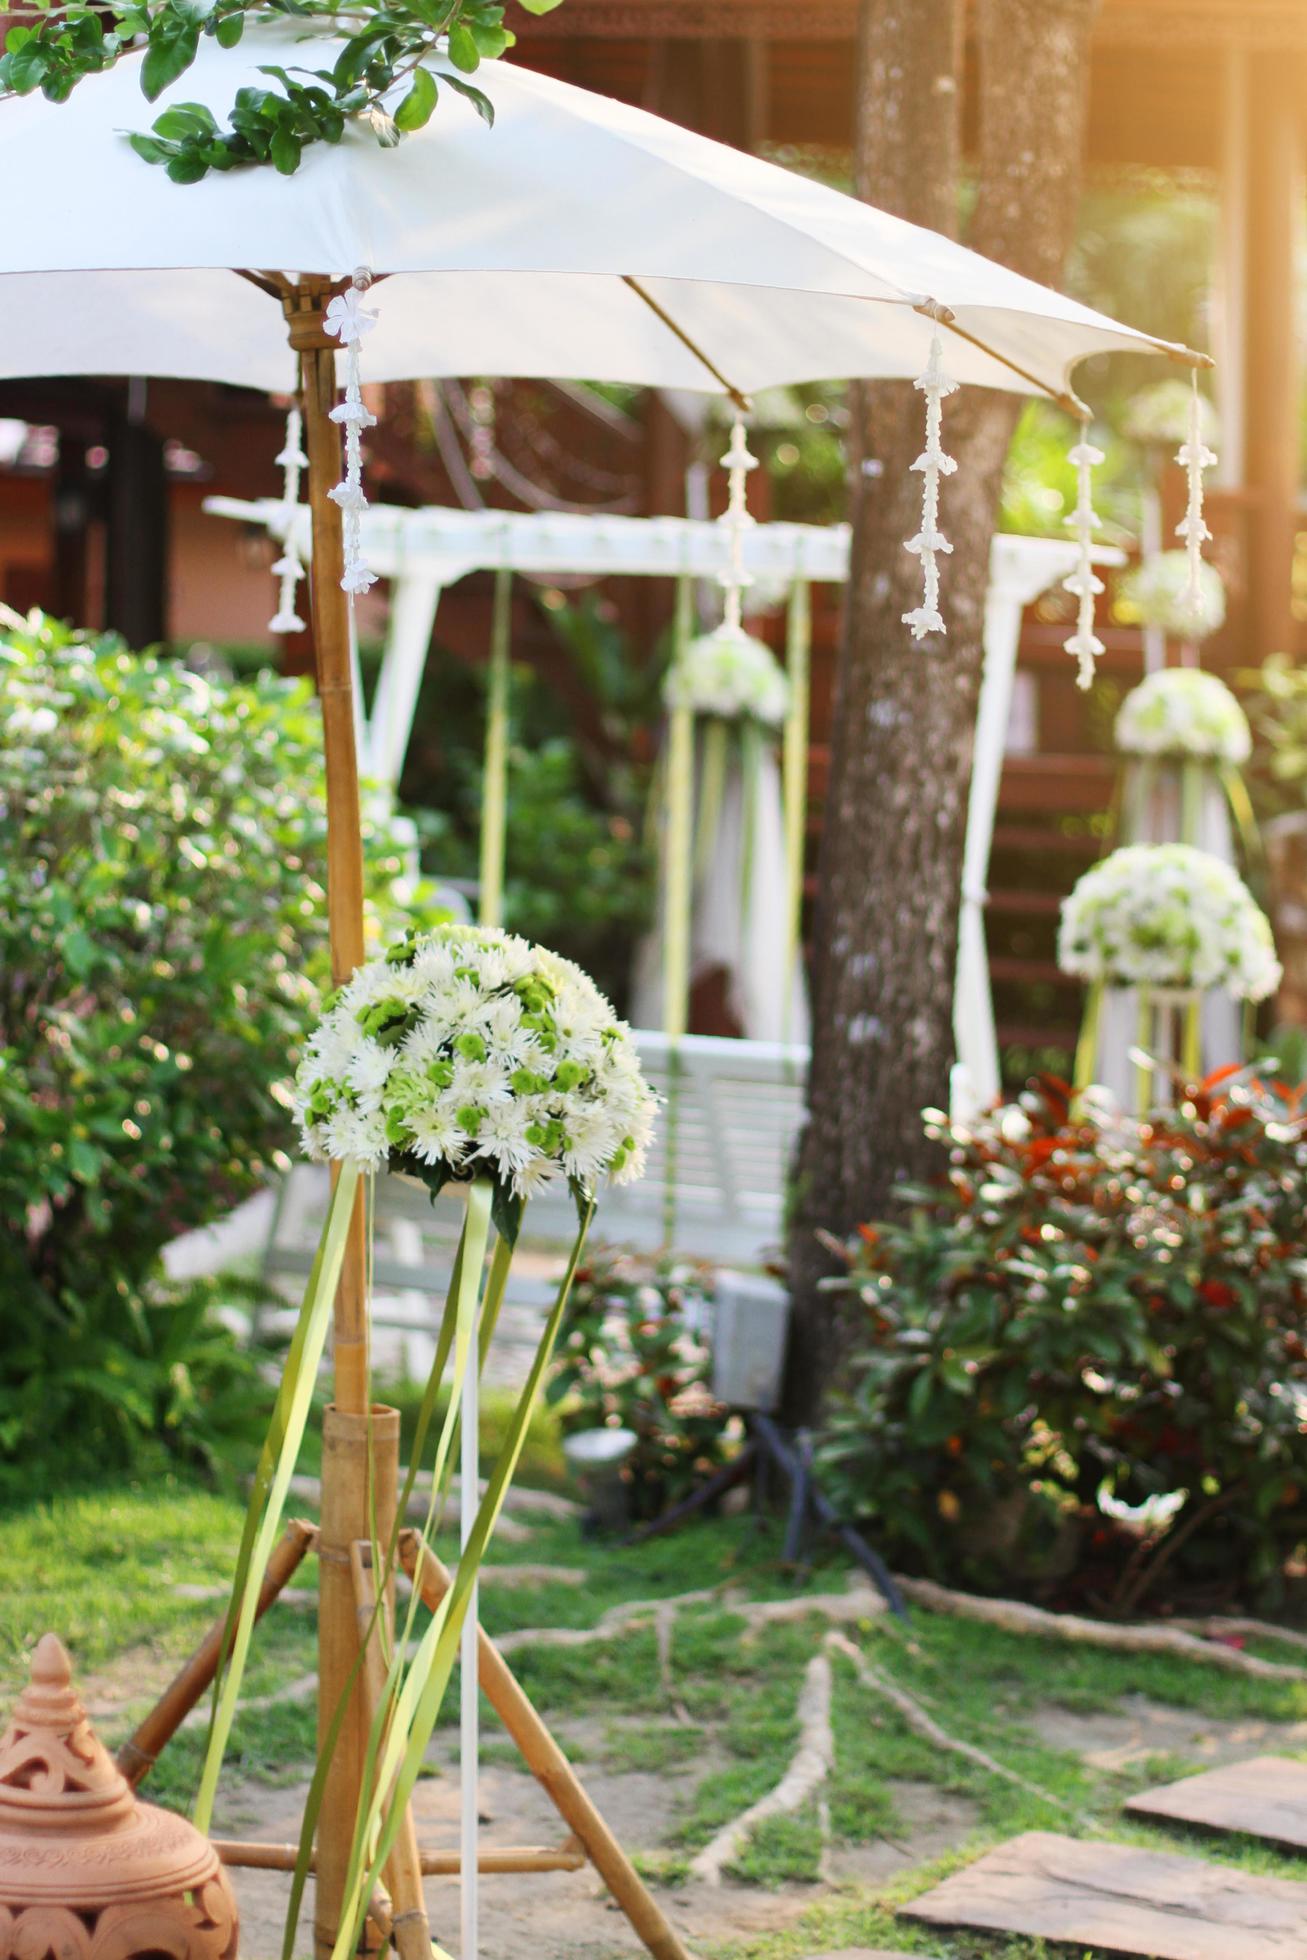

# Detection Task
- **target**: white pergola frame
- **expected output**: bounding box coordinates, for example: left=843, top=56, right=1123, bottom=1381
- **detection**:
left=208, top=494, right=1112, bottom=1111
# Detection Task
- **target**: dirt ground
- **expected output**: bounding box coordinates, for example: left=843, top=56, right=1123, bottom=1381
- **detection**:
left=217, top=1753, right=978, bottom=1960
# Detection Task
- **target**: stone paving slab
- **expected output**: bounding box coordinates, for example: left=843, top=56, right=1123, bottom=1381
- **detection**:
left=1126, top=1753, right=1307, bottom=1852
left=899, top=1828, right=1307, bottom=1959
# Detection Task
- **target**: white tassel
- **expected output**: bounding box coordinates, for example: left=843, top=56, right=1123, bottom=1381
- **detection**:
left=323, top=271, right=379, bottom=598
left=1175, top=369, right=1217, bottom=629
left=902, top=330, right=958, bottom=640
left=268, top=405, right=308, bottom=634
left=719, top=414, right=758, bottom=635
left=1063, top=423, right=1106, bottom=690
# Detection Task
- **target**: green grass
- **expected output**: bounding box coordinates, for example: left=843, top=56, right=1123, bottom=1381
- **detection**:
left=7, top=1466, right=1307, bottom=1960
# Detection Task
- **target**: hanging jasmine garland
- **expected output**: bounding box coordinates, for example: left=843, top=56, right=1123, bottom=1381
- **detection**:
left=1176, top=370, right=1218, bottom=628
left=324, top=272, right=379, bottom=597
left=1063, top=422, right=1106, bottom=689
left=902, top=329, right=957, bottom=639
left=268, top=405, right=308, bottom=634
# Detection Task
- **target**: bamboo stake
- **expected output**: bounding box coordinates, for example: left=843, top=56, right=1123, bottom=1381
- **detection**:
left=400, top=1534, right=693, bottom=1960
left=214, top=1840, right=586, bottom=1876
left=115, top=1519, right=316, bottom=1787
left=316, top=1406, right=399, bottom=1959
left=281, top=277, right=386, bottom=1960
left=350, top=1545, right=436, bottom=1960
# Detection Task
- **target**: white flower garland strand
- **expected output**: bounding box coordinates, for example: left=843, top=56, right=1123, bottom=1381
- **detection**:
left=1175, top=369, right=1218, bottom=630
left=324, top=272, right=380, bottom=597
left=902, top=330, right=957, bottom=640
left=268, top=405, right=308, bottom=634
left=1063, top=422, right=1106, bottom=690
left=719, top=415, right=758, bottom=634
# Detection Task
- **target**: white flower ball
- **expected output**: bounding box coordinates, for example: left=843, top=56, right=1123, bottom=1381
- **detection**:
left=294, top=924, right=657, bottom=1225
left=1115, top=667, right=1250, bottom=765
left=1058, top=843, right=1281, bottom=1002
left=1116, top=553, right=1226, bottom=642
left=664, top=623, right=789, bottom=727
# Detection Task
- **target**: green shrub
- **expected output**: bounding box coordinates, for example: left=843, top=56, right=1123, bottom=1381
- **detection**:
left=818, top=1074, right=1307, bottom=1609
left=0, top=610, right=419, bottom=1475
left=547, top=1245, right=729, bottom=1520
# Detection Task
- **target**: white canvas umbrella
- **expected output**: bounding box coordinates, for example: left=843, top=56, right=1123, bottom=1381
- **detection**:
left=0, top=24, right=1203, bottom=403
left=0, top=30, right=1209, bottom=1960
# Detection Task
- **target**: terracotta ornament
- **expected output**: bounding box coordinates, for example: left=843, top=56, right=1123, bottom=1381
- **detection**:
left=0, top=1634, right=238, bottom=1960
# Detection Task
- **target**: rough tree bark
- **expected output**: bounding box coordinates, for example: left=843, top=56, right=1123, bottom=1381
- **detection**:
left=785, top=0, right=1100, bottom=1423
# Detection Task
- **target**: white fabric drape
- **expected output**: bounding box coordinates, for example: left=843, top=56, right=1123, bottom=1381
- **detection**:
left=634, top=741, right=810, bottom=1045
left=1094, top=760, right=1241, bottom=1103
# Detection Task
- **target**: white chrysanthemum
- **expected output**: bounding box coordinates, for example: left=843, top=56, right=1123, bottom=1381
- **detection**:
left=1115, top=666, right=1251, bottom=765
left=664, top=623, right=789, bottom=727
left=293, top=922, right=658, bottom=1208
left=1058, top=843, right=1281, bottom=1001
left=1116, top=552, right=1227, bottom=642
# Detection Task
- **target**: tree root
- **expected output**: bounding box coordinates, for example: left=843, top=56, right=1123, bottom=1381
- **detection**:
left=825, top=1630, right=1089, bottom=1826
left=894, top=1577, right=1307, bottom=1681
left=688, top=1653, right=834, bottom=1884
left=492, top=1577, right=884, bottom=1659
left=1167, top=1614, right=1307, bottom=1655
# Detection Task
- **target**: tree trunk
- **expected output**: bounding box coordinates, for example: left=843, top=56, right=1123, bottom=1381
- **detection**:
left=785, top=0, right=1099, bottom=1425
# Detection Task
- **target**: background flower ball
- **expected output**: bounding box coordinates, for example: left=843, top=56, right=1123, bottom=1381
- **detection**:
left=1058, top=842, right=1281, bottom=1002
left=1115, top=666, right=1250, bottom=764
left=664, top=623, right=790, bottom=726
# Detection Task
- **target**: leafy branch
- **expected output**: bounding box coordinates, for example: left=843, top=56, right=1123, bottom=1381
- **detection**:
left=0, top=0, right=562, bottom=182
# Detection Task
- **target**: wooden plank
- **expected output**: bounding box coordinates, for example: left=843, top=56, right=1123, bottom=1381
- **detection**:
left=900, top=1830, right=1307, bottom=1959
left=1126, top=1755, right=1307, bottom=1852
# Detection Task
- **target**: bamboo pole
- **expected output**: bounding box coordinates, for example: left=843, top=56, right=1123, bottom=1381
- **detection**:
left=350, top=1543, right=435, bottom=1960
left=281, top=278, right=391, bottom=1960
left=213, top=1840, right=586, bottom=1876
left=115, top=1520, right=316, bottom=1787
left=400, top=1534, right=693, bottom=1960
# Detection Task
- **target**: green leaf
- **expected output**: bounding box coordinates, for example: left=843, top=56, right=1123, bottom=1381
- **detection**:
left=441, top=69, right=493, bottom=123
left=446, top=21, right=480, bottom=70
left=515, top=0, right=564, bottom=13
left=141, top=13, right=200, bottom=99
left=152, top=100, right=216, bottom=138
left=213, top=10, right=244, bottom=44
left=270, top=123, right=301, bottom=172
left=469, top=21, right=510, bottom=56
left=128, top=132, right=171, bottom=162
left=4, top=42, right=48, bottom=92
left=392, top=63, right=436, bottom=130
left=165, top=148, right=208, bottom=181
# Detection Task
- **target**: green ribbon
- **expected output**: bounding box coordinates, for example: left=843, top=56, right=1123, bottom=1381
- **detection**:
left=331, top=1195, right=596, bottom=1960
left=479, top=564, right=513, bottom=928
left=194, top=1161, right=360, bottom=1834
left=661, top=574, right=695, bottom=1249
left=1073, top=979, right=1103, bottom=1104
left=694, top=718, right=730, bottom=888
left=738, top=715, right=762, bottom=934
left=781, top=578, right=811, bottom=1044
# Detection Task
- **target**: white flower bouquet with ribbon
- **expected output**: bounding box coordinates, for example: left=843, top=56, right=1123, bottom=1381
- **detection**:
left=197, top=922, right=656, bottom=1958
left=664, top=622, right=790, bottom=728
left=1059, top=843, right=1280, bottom=1001
left=295, top=921, right=655, bottom=1241
left=1115, top=667, right=1250, bottom=765
left=1117, top=552, right=1227, bottom=643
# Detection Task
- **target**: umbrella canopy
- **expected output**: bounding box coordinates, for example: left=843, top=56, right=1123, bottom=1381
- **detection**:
left=0, top=22, right=1199, bottom=400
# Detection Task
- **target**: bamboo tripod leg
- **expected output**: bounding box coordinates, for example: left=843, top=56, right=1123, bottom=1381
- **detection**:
left=115, top=1519, right=317, bottom=1788
left=400, top=1534, right=693, bottom=1960
left=350, top=1543, right=435, bottom=1960
left=284, top=280, right=376, bottom=1960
